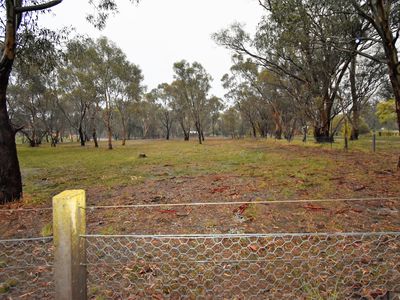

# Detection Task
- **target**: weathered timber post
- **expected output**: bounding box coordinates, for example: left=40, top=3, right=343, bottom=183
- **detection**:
left=53, top=190, right=87, bottom=300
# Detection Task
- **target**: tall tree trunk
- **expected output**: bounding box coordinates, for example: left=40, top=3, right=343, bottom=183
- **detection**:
left=314, top=125, right=332, bottom=143
left=180, top=120, right=190, bottom=141
left=106, top=112, right=113, bottom=149
left=350, top=55, right=360, bottom=140
left=0, top=1, right=24, bottom=202
left=166, top=124, right=170, bottom=140
left=0, top=73, right=22, bottom=203
left=212, top=120, right=216, bottom=136
left=121, top=115, right=127, bottom=146
left=314, top=96, right=334, bottom=143
left=369, top=1, right=400, bottom=134
left=269, top=106, right=283, bottom=139
left=196, top=121, right=202, bottom=145
left=78, top=125, right=85, bottom=146
left=251, top=122, right=257, bottom=138
left=92, top=127, right=98, bottom=148
left=90, top=109, right=98, bottom=148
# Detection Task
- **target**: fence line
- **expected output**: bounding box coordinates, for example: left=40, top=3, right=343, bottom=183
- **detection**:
left=0, top=236, right=53, bottom=243
left=81, top=231, right=400, bottom=239
left=1, top=191, right=400, bottom=299
left=84, top=196, right=400, bottom=210
left=1, top=196, right=399, bottom=212
left=85, top=231, right=400, bottom=299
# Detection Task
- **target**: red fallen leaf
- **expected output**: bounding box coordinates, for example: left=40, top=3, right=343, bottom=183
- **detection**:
left=334, top=208, right=348, bottom=215
left=248, top=245, right=259, bottom=252
left=369, top=289, right=385, bottom=298
left=211, top=186, right=229, bottom=193
left=158, top=209, right=177, bottom=214
left=303, top=204, right=326, bottom=211
left=152, top=294, right=164, bottom=300
left=233, top=204, right=249, bottom=215
left=353, top=185, right=366, bottom=191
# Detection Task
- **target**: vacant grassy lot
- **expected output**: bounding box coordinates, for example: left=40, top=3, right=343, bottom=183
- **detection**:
left=1, top=136, right=399, bottom=238
left=16, top=136, right=400, bottom=202
left=1, top=136, right=400, bottom=299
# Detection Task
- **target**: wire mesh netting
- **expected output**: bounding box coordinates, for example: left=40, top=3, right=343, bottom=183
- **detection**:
left=85, top=232, right=400, bottom=299
left=0, top=237, right=54, bottom=299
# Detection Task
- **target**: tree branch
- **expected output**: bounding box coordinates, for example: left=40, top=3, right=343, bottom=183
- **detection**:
left=15, top=0, right=62, bottom=13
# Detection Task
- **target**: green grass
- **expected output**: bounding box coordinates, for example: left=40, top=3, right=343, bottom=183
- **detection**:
left=17, top=135, right=400, bottom=204
left=40, top=223, right=53, bottom=237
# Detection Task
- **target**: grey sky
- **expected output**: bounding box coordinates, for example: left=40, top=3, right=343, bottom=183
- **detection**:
left=40, top=0, right=263, bottom=98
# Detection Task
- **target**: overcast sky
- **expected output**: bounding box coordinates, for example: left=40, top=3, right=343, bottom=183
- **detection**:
left=39, top=0, right=263, bottom=98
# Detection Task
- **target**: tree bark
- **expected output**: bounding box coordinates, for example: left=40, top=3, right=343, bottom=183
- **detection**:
left=350, top=55, right=360, bottom=140
left=369, top=1, right=400, bottom=133
left=92, top=128, right=98, bottom=148
left=78, top=125, right=85, bottom=146
left=314, top=96, right=334, bottom=143
left=121, top=115, right=127, bottom=146
left=0, top=1, right=22, bottom=203
left=195, top=121, right=202, bottom=144
left=107, top=121, right=113, bottom=150
left=0, top=72, right=22, bottom=203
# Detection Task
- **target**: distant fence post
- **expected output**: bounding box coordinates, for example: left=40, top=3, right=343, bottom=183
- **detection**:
left=53, top=190, right=87, bottom=300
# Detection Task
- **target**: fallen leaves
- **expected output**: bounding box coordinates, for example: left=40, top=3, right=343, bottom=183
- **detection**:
left=303, top=204, right=326, bottom=211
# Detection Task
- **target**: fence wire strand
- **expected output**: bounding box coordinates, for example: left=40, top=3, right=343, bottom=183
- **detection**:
left=1, top=196, right=399, bottom=212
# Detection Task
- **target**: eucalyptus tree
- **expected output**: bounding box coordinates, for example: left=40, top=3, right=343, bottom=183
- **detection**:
left=113, top=59, right=144, bottom=145
left=214, top=0, right=360, bottom=142
left=133, top=93, right=160, bottom=139
left=207, top=96, right=224, bottom=137
left=350, top=0, right=400, bottom=133
left=169, top=80, right=192, bottom=141
left=94, top=37, right=129, bottom=149
left=346, top=57, right=383, bottom=139
left=153, top=83, right=175, bottom=140
left=222, top=55, right=299, bottom=140
left=172, top=60, right=212, bottom=144
left=0, top=0, right=65, bottom=202
left=221, top=107, right=241, bottom=138
left=58, top=38, right=99, bottom=146
left=8, top=65, right=48, bottom=147
left=222, top=73, right=260, bottom=138
left=0, top=0, right=141, bottom=203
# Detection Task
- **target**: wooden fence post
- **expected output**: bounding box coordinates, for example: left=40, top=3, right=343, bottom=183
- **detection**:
left=53, top=190, right=87, bottom=300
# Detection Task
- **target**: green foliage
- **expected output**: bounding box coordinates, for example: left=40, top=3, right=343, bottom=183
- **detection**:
left=0, top=279, right=18, bottom=294
left=357, top=118, right=371, bottom=135
left=340, top=119, right=370, bottom=136
left=376, top=99, right=397, bottom=126
left=40, top=223, right=53, bottom=237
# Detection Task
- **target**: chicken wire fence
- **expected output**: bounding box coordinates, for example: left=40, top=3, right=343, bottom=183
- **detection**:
left=1, top=196, right=400, bottom=300
left=0, top=237, right=54, bottom=299
left=84, top=232, right=400, bottom=299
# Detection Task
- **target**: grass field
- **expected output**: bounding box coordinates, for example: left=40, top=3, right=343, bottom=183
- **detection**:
left=1, top=135, right=399, bottom=238
left=16, top=135, right=400, bottom=204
